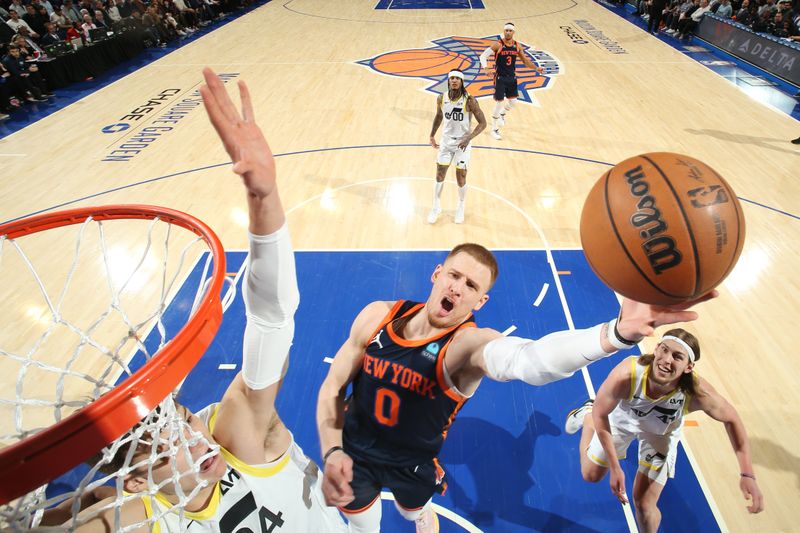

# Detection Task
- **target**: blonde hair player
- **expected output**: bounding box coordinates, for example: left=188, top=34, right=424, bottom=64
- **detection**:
left=45, top=69, right=347, bottom=532
left=479, top=22, right=544, bottom=140
left=565, top=329, right=764, bottom=533
left=427, top=69, right=486, bottom=225
left=318, top=238, right=717, bottom=533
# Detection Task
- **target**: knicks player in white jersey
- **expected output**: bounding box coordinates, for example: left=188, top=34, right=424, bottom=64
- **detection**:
left=564, top=328, right=763, bottom=533
left=427, top=69, right=486, bottom=225
left=63, top=68, right=347, bottom=532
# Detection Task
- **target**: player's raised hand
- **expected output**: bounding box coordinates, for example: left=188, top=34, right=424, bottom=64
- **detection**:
left=616, top=290, right=718, bottom=342
left=200, top=67, right=276, bottom=199
left=321, top=451, right=355, bottom=507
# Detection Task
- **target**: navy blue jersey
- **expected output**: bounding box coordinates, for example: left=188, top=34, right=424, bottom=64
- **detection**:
left=343, top=300, right=476, bottom=466
left=495, top=39, right=519, bottom=78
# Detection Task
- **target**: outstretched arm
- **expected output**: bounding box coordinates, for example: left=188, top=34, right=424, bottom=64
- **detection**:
left=200, top=68, right=299, bottom=464
left=199, top=68, right=283, bottom=235
left=448, top=292, right=717, bottom=391
left=690, top=378, right=764, bottom=514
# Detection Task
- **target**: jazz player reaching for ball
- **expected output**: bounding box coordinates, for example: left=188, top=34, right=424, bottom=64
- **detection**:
left=427, top=69, right=486, bottom=225
left=317, top=242, right=716, bottom=533
left=565, top=329, right=764, bottom=533
left=480, top=22, right=544, bottom=140
left=55, top=68, right=347, bottom=532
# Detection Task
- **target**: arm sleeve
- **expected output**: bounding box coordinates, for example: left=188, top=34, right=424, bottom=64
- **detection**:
left=241, top=222, right=301, bottom=390
left=482, top=324, right=612, bottom=386
left=479, top=46, right=493, bottom=68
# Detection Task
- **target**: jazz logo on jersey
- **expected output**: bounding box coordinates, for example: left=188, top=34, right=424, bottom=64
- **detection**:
left=357, top=36, right=561, bottom=104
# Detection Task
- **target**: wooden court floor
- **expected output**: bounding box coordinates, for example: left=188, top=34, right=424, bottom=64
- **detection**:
left=1, top=0, right=798, bottom=531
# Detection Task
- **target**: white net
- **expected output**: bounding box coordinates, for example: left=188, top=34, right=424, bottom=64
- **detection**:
left=0, top=211, right=228, bottom=531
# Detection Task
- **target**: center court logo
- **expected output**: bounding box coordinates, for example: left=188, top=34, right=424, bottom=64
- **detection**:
left=357, top=36, right=561, bottom=104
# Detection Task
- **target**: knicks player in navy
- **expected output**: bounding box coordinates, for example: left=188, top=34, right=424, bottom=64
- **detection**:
left=479, top=22, right=544, bottom=140
left=317, top=243, right=717, bottom=532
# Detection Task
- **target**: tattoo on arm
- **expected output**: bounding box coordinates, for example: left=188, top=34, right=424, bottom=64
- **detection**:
left=468, top=97, right=487, bottom=138
left=431, top=95, right=443, bottom=137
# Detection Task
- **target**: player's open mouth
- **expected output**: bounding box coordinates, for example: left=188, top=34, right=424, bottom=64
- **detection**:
left=441, top=297, right=454, bottom=313
left=657, top=364, right=671, bottom=375
left=200, top=452, right=219, bottom=474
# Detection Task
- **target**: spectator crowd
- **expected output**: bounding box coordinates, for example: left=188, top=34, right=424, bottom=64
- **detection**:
left=1, top=0, right=257, bottom=121
left=629, top=0, right=800, bottom=40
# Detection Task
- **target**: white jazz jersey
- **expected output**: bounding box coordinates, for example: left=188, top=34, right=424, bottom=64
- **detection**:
left=441, top=92, right=471, bottom=139
left=609, top=357, right=691, bottom=436
left=141, top=403, right=346, bottom=533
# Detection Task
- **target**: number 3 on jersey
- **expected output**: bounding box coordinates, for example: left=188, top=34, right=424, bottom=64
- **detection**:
left=374, top=388, right=400, bottom=426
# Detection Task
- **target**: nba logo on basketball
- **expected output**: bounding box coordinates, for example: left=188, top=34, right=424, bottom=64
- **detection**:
left=357, top=36, right=561, bottom=104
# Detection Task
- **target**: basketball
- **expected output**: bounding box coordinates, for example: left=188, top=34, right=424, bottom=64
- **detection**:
left=580, top=152, right=745, bottom=305
left=372, top=49, right=471, bottom=77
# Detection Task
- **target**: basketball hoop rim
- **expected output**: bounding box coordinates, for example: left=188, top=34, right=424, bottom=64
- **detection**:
left=0, top=205, right=226, bottom=506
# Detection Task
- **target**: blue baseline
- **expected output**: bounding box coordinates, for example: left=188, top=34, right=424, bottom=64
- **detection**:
left=45, top=250, right=719, bottom=531
left=375, top=0, right=484, bottom=9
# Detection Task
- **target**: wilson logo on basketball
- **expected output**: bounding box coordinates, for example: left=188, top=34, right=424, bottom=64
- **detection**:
left=624, top=165, right=683, bottom=275
left=357, top=36, right=561, bottom=103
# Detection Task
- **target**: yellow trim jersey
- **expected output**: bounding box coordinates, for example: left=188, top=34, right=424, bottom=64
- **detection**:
left=609, top=357, right=691, bottom=436
left=141, top=403, right=346, bottom=532
left=441, top=92, right=471, bottom=140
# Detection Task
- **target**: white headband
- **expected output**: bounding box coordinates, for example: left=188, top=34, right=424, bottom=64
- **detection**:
left=448, top=70, right=464, bottom=80
left=504, top=23, right=515, bottom=31
left=660, top=335, right=696, bottom=363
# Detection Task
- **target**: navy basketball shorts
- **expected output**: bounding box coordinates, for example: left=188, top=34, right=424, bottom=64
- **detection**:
left=341, top=458, right=447, bottom=513
left=494, top=75, right=518, bottom=100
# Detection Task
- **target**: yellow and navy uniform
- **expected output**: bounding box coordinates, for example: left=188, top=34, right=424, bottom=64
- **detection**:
left=586, top=357, right=692, bottom=484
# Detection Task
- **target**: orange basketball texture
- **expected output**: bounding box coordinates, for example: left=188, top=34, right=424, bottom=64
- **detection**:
left=580, top=153, right=745, bottom=305
left=373, top=50, right=471, bottom=77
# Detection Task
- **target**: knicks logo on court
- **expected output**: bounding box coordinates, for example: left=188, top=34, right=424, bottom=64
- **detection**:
left=357, top=36, right=561, bottom=104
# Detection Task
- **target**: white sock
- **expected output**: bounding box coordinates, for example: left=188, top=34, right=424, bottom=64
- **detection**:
left=394, top=499, right=430, bottom=521
left=493, top=101, right=504, bottom=128
left=457, top=184, right=467, bottom=205
left=346, top=497, right=382, bottom=533
left=433, top=180, right=444, bottom=209
left=504, top=99, right=517, bottom=112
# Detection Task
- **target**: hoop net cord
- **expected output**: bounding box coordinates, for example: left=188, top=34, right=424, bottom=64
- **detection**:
left=0, top=206, right=226, bottom=517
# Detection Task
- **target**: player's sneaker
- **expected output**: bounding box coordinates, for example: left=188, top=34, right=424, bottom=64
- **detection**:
left=565, top=399, right=594, bottom=435
left=490, top=129, right=502, bottom=140
left=415, top=506, right=439, bottom=533
left=427, top=206, right=441, bottom=224
left=454, top=203, right=465, bottom=224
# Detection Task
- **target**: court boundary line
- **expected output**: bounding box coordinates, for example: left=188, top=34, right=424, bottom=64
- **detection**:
left=4, top=143, right=796, bottom=227
left=282, top=0, right=578, bottom=25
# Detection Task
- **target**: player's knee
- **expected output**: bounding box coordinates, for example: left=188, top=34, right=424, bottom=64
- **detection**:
left=581, top=464, right=606, bottom=483
left=633, top=495, right=660, bottom=519
left=394, top=501, right=426, bottom=521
